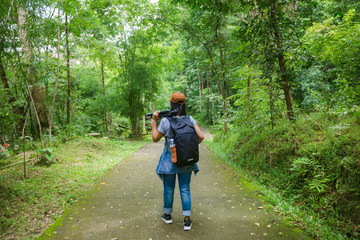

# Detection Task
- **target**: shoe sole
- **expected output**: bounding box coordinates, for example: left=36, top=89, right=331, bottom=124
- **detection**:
left=161, top=217, right=172, bottom=224
left=184, top=223, right=192, bottom=231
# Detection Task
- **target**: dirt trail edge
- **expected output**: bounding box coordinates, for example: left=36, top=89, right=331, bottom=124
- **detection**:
left=39, top=128, right=309, bottom=240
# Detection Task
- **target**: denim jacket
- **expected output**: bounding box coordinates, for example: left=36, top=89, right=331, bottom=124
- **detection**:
left=155, top=116, right=199, bottom=180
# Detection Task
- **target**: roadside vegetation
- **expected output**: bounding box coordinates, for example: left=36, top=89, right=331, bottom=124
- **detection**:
left=0, top=137, right=149, bottom=239
left=205, top=112, right=360, bottom=239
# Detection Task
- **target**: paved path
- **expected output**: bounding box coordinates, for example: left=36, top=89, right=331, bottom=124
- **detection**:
left=40, top=129, right=308, bottom=240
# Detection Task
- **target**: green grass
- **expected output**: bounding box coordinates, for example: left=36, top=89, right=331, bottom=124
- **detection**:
left=203, top=113, right=360, bottom=239
left=0, top=136, right=149, bottom=240
left=204, top=139, right=349, bottom=240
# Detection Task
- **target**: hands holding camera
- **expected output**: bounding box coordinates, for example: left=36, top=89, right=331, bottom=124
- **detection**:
left=152, top=111, right=160, bottom=121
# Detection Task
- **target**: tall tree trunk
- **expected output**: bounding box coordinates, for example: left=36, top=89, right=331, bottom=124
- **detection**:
left=65, top=13, right=71, bottom=125
left=18, top=7, right=31, bottom=66
left=129, top=92, right=141, bottom=138
left=277, top=54, right=294, bottom=120
left=270, top=0, right=294, bottom=120
left=217, top=22, right=228, bottom=133
left=23, top=72, right=43, bottom=145
left=45, top=53, right=49, bottom=99
left=13, top=65, right=18, bottom=96
left=29, top=105, right=35, bottom=137
left=247, top=63, right=251, bottom=121
left=101, top=60, right=109, bottom=136
left=0, top=53, right=14, bottom=103
left=268, top=76, right=275, bottom=129
left=142, top=93, right=146, bottom=133
left=208, top=69, right=215, bottom=124
left=198, top=69, right=202, bottom=112
left=130, top=116, right=139, bottom=138
left=22, top=112, right=29, bottom=179
left=49, top=11, right=61, bottom=144
left=202, top=75, right=204, bottom=90
left=206, top=71, right=210, bottom=119
left=17, top=6, right=44, bottom=145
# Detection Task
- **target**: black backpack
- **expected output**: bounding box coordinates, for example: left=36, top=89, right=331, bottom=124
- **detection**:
left=167, top=116, right=199, bottom=167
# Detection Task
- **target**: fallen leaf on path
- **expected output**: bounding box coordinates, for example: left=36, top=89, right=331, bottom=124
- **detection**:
left=100, top=182, right=106, bottom=185
left=258, top=206, right=264, bottom=209
left=255, top=223, right=260, bottom=227
left=266, top=224, right=272, bottom=228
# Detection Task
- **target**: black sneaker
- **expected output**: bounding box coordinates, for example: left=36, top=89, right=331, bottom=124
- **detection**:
left=161, top=213, right=172, bottom=224
left=183, top=218, right=192, bottom=231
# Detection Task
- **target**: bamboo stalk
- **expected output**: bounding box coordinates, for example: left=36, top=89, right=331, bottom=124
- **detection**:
left=22, top=111, right=29, bottom=178
left=49, top=8, right=61, bottom=144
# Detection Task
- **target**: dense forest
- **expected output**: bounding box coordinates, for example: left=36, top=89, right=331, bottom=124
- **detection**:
left=1, top=0, right=359, bottom=239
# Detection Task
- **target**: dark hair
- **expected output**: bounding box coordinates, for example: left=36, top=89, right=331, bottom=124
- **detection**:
left=170, top=101, right=186, bottom=115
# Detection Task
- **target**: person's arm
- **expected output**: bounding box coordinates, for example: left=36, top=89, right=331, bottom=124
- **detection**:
left=152, top=111, right=163, bottom=142
left=194, top=123, right=205, bottom=144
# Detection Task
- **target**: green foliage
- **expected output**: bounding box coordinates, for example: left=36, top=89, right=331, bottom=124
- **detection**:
left=0, top=89, right=20, bottom=140
left=36, top=148, right=55, bottom=166
left=0, top=137, right=149, bottom=239
left=298, top=9, right=360, bottom=110
left=290, top=157, right=330, bottom=194
left=114, top=38, right=161, bottom=136
left=207, top=113, right=360, bottom=238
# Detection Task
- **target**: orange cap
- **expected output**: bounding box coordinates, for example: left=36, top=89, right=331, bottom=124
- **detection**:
left=169, top=92, right=186, bottom=104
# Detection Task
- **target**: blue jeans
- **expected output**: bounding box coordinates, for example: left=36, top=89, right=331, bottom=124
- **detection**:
left=162, top=172, right=192, bottom=216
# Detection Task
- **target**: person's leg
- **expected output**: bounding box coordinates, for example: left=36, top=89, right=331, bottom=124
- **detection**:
left=178, top=172, right=192, bottom=230
left=178, top=172, right=192, bottom=217
left=162, top=174, right=176, bottom=214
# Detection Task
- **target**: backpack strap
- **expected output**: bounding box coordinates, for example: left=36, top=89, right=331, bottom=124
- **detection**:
left=165, top=116, right=176, bottom=143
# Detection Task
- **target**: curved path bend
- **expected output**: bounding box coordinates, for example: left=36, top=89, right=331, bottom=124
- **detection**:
left=40, top=129, right=308, bottom=240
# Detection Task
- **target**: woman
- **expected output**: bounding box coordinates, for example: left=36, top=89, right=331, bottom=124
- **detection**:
left=151, top=92, right=205, bottom=231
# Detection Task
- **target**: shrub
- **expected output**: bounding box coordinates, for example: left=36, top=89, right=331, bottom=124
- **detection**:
left=208, top=113, right=360, bottom=237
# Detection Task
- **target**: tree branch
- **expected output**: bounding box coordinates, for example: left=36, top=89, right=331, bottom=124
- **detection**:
left=235, top=13, right=249, bottom=25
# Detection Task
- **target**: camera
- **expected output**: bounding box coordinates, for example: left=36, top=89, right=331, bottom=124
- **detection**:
left=145, top=109, right=180, bottom=119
